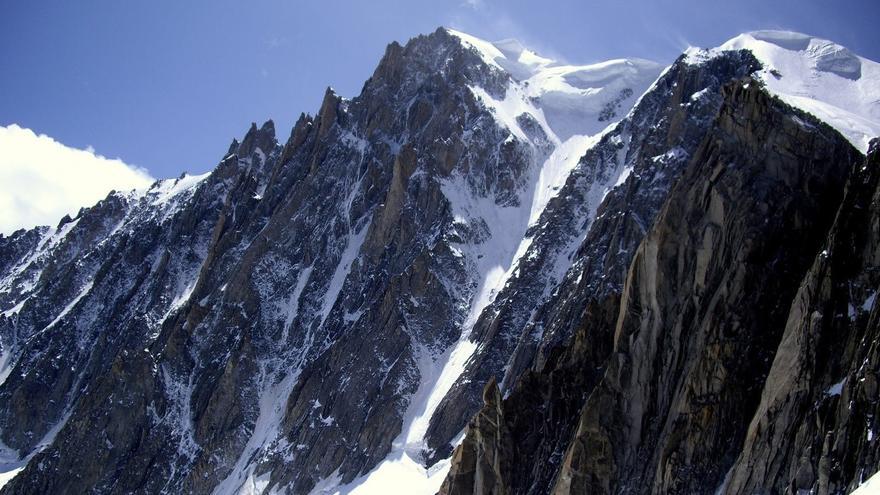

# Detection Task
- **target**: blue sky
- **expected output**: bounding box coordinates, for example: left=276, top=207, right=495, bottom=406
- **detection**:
left=2, top=0, right=878, bottom=178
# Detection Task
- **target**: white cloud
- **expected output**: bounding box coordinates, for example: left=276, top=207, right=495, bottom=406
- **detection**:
left=0, top=124, right=154, bottom=235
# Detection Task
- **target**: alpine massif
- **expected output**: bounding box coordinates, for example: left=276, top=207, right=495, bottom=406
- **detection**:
left=1, top=28, right=879, bottom=495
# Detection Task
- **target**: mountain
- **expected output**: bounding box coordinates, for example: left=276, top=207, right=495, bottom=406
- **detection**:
left=0, top=27, right=878, bottom=495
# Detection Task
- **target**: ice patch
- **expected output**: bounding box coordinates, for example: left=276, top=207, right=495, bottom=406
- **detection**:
left=0, top=441, right=25, bottom=490
left=468, top=84, right=557, bottom=145
left=863, top=291, right=877, bottom=313
left=318, top=221, right=370, bottom=328
left=826, top=377, right=846, bottom=397
left=26, top=280, right=94, bottom=345
left=651, top=147, right=688, bottom=164
left=308, top=470, right=343, bottom=495
left=0, top=406, right=74, bottom=490
left=0, top=335, right=17, bottom=386
left=157, top=365, right=200, bottom=485
left=153, top=267, right=201, bottom=335
left=212, top=369, right=301, bottom=495
left=0, top=298, right=27, bottom=319
left=235, top=470, right=271, bottom=495
left=0, top=464, right=23, bottom=490
left=281, top=266, right=313, bottom=341
left=404, top=338, right=478, bottom=456
left=690, top=87, right=711, bottom=102
left=331, top=451, right=450, bottom=495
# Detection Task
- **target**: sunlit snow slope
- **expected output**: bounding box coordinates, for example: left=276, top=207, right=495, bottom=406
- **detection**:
left=687, top=30, right=880, bottom=153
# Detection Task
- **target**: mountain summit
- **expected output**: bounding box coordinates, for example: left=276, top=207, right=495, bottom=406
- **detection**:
left=687, top=30, right=880, bottom=152
left=0, top=28, right=878, bottom=495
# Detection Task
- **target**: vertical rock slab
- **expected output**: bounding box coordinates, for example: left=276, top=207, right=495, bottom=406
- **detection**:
left=723, top=139, right=880, bottom=494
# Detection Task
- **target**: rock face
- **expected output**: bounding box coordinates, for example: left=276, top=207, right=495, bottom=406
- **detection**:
left=721, top=138, right=880, bottom=494
left=438, top=378, right=513, bottom=495
left=0, top=27, right=878, bottom=495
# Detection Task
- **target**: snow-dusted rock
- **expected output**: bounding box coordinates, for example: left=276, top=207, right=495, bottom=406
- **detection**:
left=0, top=26, right=878, bottom=495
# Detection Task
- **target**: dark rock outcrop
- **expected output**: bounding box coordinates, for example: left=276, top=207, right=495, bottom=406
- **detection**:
left=722, top=138, right=880, bottom=494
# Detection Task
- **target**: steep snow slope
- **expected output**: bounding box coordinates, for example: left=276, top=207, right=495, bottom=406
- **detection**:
left=687, top=30, right=880, bottom=152
left=853, top=470, right=880, bottom=494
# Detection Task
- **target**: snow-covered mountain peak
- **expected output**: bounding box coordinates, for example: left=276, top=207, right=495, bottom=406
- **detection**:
left=492, top=37, right=555, bottom=73
left=444, top=28, right=554, bottom=80
left=686, top=30, right=880, bottom=152
left=444, top=28, right=665, bottom=141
